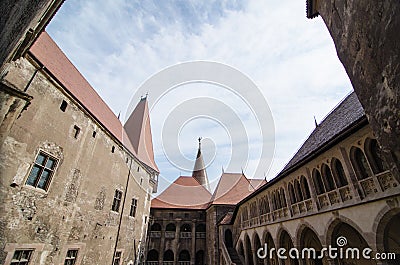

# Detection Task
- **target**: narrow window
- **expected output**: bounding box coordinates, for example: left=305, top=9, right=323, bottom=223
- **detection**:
left=130, top=198, right=137, bottom=217
left=73, top=125, right=80, bottom=139
left=140, top=178, right=143, bottom=186
left=313, top=169, right=325, bottom=195
left=60, top=100, right=68, bottom=112
left=111, top=146, right=115, bottom=153
left=64, top=249, right=78, bottom=265
left=144, top=216, right=147, bottom=223
left=112, top=190, right=122, bottom=212
left=113, top=251, right=122, bottom=265
left=332, top=159, right=348, bottom=187
left=10, top=249, right=33, bottom=265
left=350, top=147, right=373, bottom=180
left=92, top=131, right=96, bottom=138
left=26, top=152, right=57, bottom=191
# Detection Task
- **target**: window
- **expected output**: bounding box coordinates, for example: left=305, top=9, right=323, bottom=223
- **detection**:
left=64, top=249, right=78, bottom=265
left=10, top=249, right=33, bottom=265
left=92, top=131, right=96, bottom=138
left=112, top=190, right=122, bottom=212
left=332, top=158, right=348, bottom=187
left=111, top=146, right=115, bottom=153
left=113, top=251, right=122, bottom=265
left=26, top=152, right=57, bottom=191
left=184, top=213, right=189, bottom=218
left=313, top=169, right=325, bottom=195
left=60, top=100, right=68, bottom=112
left=350, top=147, right=373, bottom=180
left=129, top=198, right=137, bottom=217
left=73, top=125, right=80, bottom=139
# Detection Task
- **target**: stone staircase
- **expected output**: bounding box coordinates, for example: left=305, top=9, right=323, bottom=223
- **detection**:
left=227, top=247, right=243, bottom=265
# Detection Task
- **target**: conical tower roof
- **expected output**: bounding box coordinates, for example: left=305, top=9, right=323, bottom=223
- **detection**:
left=124, top=96, right=159, bottom=172
left=192, top=137, right=211, bottom=192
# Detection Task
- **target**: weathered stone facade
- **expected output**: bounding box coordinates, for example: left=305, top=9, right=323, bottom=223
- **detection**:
left=0, top=50, right=158, bottom=264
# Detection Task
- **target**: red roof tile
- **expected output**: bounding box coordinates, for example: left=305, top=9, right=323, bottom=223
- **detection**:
left=151, top=176, right=211, bottom=209
left=210, top=173, right=255, bottom=205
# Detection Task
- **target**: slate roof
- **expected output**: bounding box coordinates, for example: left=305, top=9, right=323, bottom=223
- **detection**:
left=29, top=32, right=158, bottom=173
left=281, top=92, right=365, bottom=174
left=151, top=176, right=212, bottom=210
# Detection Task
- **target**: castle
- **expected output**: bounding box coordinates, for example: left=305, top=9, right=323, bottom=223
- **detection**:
left=0, top=1, right=399, bottom=265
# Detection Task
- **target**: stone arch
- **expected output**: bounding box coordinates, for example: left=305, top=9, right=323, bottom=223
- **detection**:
left=297, top=224, right=324, bottom=265
left=312, top=169, right=325, bottom=195
left=180, top=223, right=191, bottom=232
left=147, top=249, right=159, bottom=261
left=289, top=182, right=296, bottom=204
left=178, top=250, right=190, bottom=261
left=374, top=207, right=400, bottom=263
left=195, top=250, right=205, bottom=265
left=263, top=230, right=279, bottom=265
left=225, top=228, right=233, bottom=248
left=237, top=239, right=245, bottom=261
left=364, top=138, right=389, bottom=174
left=300, top=175, right=311, bottom=199
left=196, top=223, right=206, bottom=232
left=321, top=163, right=336, bottom=191
left=166, top=223, right=176, bottom=231
left=245, top=233, right=255, bottom=265
left=150, top=222, right=161, bottom=231
left=294, top=180, right=304, bottom=202
left=331, top=158, right=348, bottom=188
left=252, top=231, right=263, bottom=265
left=350, top=146, right=373, bottom=180
left=278, top=229, right=299, bottom=265
left=163, top=249, right=174, bottom=261
left=327, top=219, right=375, bottom=265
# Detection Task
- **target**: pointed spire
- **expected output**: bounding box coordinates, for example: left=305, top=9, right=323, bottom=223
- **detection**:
left=192, top=137, right=211, bottom=192
left=222, top=166, right=225, bottom=174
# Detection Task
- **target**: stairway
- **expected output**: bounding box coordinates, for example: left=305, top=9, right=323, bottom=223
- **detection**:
left=227, top=247, right=243, bottom=265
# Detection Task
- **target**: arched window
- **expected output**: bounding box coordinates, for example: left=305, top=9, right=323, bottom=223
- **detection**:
left=147, top=249, right=159, bottom=261
left=264, top=196, right=270, bottom=213
left=181, top=223, right=191, bottom=232
left=166, top=223, right=176, bottom=231
left=331, top=158, right=348, bottom=187
left=150, top=223, right=161, bottom=231
left=196, top=223, right=206, bottom=232
left=288, top=183, right=296, bottom=204
left=163, top=250, right=174, bottom=261
left=321, top=164, right=336, bottom=191
left=279, top=188, right=287, bottom=207
left=178, top=250, right=190, bottom=261
left=350, top=147, right=373, bottom=180
left=300, top=176, right=311, bottom=199
left=365, top=138, right=389, bottom=174
left=294, top=180, right=304, bottom=202
left=313, top=169, right=325, bottom=195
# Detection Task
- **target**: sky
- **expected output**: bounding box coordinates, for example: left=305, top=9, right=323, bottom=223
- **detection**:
left=47, top=0, right=353, bottom=193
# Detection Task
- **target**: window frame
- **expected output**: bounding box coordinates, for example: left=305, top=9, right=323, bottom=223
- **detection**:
left=129, top=198, right=138, bottom=217
left=112, top=189, right=123, bottom=212
left=64, top=249, right=79, bottom=265
left=25, top=151, right=58, bottom=192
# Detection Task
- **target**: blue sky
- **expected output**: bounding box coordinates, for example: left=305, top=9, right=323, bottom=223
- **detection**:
left=47, top=0, right=353, bottom=193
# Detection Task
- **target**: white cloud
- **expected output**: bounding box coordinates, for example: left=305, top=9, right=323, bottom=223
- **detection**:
left=47, top=0, right=352, bottom=193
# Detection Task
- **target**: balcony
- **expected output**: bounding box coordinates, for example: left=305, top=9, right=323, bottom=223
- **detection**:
left=162, top=262, right=174, bottom=265
left=150, top=231, right=161, bottom=238
left=165, top=231, right=175, bottom=238
left=291, top=198, right=313, bottom=215
left=178, top=262, right=190, bottom=265
left=196, top=232, right=206, bottom=239
left=146, top=262, right=159, bottom=265
left=180, top=232, right=192, bottom=238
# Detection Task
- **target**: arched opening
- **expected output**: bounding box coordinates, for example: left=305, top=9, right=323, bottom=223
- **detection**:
left=163, top=250, right=174, bottom=261
left=254, top=233, right=263, bottom=265
left=331, top=158, right=348, bottom=188
left=238, top=240, right=245, bottom=261
left=313, top=169, right=325, bottom=195
left=181, top=223, right=191, bottom=232
left=178, top=250, right=190, bottom=262
left=382, top=213, right=400, bottom=264
left=151, top=223, right=161, bottom=231
left=195, top=250, right=205, bottom=265
left=196, top=223, right=206, bottom=232
left=166, top=223, right=176, bottom=231
left=331, top=222, right=375, bottom=265
left=280, top=230, right=299, bottom=265
left=350, top=146, right=373, bottom=180
left=265, top=232, right=278, bottom=265
left=289, top=183, right=296, bottom=204
left=147, top=249, right=159, bottom=261
left=321, top=164, right=336, bottom=191
left=300, top=227, right=323, bottom=265
left=280, top=188, right=287, bottom=207
left=225, top=229, right=233, bottom=248
left=294, top=180, right=304, bottom=202
left=300, top=176, right=311, bottom=199
left=245, top=234, right=254, bottom=265
left=365, top=138, right=389, bottom=174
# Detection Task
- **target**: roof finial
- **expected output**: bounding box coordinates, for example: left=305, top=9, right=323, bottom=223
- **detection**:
left=241, top=167, right=244, bottom=175
left=222, top=166, right=225, bottom=174
left=314, top=115, right=318, bottom=128
left=198, top=137, right=202, bottom=148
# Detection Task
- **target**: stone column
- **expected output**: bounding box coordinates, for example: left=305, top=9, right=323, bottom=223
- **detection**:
left=159, top=219, right=166, bottom=264
left=339, top=147, right=363, bottom=200
left=191, top=220, right=196, bottom=265
left=305, top=168, right=320, bottom=211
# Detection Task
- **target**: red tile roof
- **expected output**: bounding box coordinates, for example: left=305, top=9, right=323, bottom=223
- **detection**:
left=29, top=32, right=158, bottom=172
left=151, top=176, right=212, bottom=209
left=210, top=173, right=255, bottom=205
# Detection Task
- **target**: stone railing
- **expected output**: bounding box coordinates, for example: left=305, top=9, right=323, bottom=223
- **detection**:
left=376, top=171, right=397, bottom=191
left=178, top=261, right=190, bottom=265
left=180, top=232, right=192, bottom=238
left=162, top=262, right=174, bottom=265
left=149, top=231, right=161, bottom=238
left=196, top=232, right=206, bottom=238
left=146, top=262, right=159, bottom=265
left=271, top=207, right=289, bottom=220
left=220, top=237, right=236, bottom=265
left=291, top=198, right=313, bottom=215
left=165, top=231, right=175, bottom=238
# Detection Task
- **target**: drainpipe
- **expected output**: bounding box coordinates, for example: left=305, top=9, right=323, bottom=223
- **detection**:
left=112, top=157, right=133, bottom=264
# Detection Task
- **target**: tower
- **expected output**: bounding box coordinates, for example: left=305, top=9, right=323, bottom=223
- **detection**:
left=192, top=137, right=211, bottom=192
